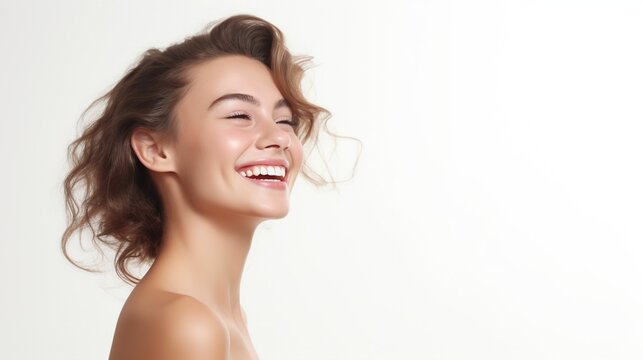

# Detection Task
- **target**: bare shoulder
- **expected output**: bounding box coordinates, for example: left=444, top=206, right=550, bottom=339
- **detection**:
left=154, top=295, right=230, bottom=358
left=109, top=290, right=230, bottom=360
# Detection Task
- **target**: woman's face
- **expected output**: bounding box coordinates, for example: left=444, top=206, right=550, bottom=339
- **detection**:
left=169, top=55, right=303, bottom=221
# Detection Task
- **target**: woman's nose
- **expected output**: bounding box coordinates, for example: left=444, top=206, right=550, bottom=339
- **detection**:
left=255, top=117, right=291, bottom=150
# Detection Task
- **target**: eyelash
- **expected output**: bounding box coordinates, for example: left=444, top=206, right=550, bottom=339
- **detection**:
left=227, top=113, right=251, bottom=120
left=226, top=112, right=298, bottom=127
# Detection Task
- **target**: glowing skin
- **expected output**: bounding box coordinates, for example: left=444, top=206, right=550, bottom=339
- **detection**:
left=110, top=55, right=303, bottom=360
left=168, top=56, right=302, bottom=221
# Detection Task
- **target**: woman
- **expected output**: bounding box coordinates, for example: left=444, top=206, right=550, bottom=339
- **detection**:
left=61, top=14, right=331, bottom=359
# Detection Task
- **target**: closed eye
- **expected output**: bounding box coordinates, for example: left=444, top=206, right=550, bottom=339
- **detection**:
left=226, top=112, right=251, bottom=120
left=226, top=112, right=298, bottom=128
left=278, top=119, right=297, bottom=127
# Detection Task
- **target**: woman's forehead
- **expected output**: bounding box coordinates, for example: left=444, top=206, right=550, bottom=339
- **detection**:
left=179, top=55, right=283, bottom=110
left=184, top=55, right=282, bottom=103
left=188, top=56, right=271, bottom=87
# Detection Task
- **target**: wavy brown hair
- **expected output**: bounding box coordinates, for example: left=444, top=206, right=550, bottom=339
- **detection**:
left=61, top=14, right=341, bottom=285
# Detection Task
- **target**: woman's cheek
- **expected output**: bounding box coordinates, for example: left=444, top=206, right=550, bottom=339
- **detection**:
left=214, top=130, right=247, bottom=155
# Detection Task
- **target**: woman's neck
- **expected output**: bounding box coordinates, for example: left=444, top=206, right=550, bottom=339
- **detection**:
left=142, top=206, right=259, bottom=326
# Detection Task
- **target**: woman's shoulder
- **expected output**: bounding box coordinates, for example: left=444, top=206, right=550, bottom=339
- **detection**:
left=109, top=286, right=230, bottom=360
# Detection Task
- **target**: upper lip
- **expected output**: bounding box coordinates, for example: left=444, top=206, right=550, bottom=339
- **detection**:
left=235, top=158, right=290, bottom=173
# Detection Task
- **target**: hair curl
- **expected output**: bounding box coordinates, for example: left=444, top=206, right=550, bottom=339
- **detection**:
left=61, top=14, right=341, bottom=285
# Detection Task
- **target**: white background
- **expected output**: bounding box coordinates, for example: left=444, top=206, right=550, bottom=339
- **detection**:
left=1, top=0, right=642, bottom=359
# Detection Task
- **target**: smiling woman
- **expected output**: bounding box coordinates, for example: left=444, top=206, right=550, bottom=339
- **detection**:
left=60, top=14, right=335, bottom=360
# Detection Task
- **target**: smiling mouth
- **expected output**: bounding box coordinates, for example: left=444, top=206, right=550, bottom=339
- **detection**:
left=237, top=167, right=288, bottom=189
left=237, top=165, right=287, bottom=181
left=239, top=174, right=288, bottom=190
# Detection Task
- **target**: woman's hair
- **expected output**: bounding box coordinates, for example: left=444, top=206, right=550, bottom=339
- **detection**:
left=61, top=14, right=338, bottom=285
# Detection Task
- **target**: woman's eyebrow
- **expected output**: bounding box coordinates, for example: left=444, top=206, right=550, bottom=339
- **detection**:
left=274, top=98, right=289, bottom=110
left=208, top=93, right=290, bottom=110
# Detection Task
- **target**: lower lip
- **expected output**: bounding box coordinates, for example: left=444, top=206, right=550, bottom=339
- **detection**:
left=242, top=176, right=288, bottom=190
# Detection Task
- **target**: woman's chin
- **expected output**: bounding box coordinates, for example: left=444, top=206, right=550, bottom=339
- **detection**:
left=258, top=207, right=290, bottom=220
left=238, top=204, right=290, bottom=221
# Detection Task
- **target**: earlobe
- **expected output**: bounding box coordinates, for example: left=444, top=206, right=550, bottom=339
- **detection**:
left=130, top=128, right=176, bottom=173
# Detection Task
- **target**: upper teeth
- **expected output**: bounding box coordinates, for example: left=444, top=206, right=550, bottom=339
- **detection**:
left=239, top=166, right=286, bottom=179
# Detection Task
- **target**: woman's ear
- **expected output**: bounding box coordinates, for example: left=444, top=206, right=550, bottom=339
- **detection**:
left=130, top=128, right=176, bottom=173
